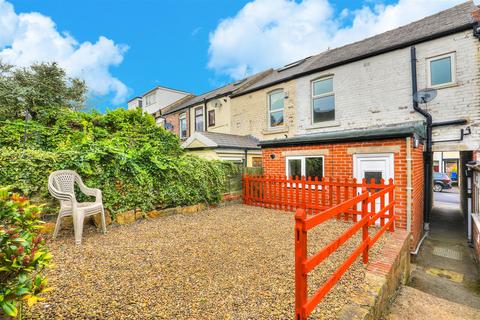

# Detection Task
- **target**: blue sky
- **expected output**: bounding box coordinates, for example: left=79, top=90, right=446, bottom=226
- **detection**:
left=2, top=0, right=466, bottom=111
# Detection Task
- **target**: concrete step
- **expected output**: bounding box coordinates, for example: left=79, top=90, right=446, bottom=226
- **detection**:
left=385, top=286, right=480, bottom=320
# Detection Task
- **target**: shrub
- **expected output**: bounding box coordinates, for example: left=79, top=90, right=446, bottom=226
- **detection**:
left=0, top=188, right=52, bottom=318
left=0, top=108, right=236, bottom=217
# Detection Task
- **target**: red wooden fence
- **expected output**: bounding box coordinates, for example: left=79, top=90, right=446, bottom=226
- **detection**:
left=242, top=175, right=396, bottom=319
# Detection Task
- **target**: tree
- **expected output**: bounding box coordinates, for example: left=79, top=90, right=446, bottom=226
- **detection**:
left=0, top=61, right=87, bottom=123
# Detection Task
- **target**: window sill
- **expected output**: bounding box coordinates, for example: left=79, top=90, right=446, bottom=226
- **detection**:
left=306, top=120, right=340, bottom=130
left=262, top=126, right=289, bottom=135
left=429, top=82, right=458, bottom=90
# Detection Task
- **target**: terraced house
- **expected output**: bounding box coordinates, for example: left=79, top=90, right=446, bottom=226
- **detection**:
left=141, top=1, right=480, bottom=249
left=229, top=1, right=480, bottom=249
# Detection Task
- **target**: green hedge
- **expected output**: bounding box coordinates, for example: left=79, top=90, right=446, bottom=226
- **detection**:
left=0, top=108, right=237, bottom=217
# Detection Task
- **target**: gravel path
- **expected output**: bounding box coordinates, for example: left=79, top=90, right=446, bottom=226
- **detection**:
left=25, top=205, right=386, bottom=319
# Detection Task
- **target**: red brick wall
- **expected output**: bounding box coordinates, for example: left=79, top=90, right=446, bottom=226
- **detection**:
left=411, top=140, right=424, bottom=248
left=164, top=109, right=190, bottom=139
left=261, top=138, right=424, bottom=248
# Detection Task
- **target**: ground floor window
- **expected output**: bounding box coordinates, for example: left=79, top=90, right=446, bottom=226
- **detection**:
left=286, top=156, right=324, bottom=180
left=252, top=157, right=262, bottom=168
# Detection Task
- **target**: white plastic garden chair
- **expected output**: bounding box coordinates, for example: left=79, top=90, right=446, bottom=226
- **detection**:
left=48, top=170, right=107, bottom=245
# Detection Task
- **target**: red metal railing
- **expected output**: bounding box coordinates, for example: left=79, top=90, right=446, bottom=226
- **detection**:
left=242, top=175, right=395, bottom=319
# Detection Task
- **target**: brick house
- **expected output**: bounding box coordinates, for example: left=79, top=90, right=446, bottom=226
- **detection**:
left=229, top=1, right=480, bottom=248
left=160, top=70, right=272, bottom=166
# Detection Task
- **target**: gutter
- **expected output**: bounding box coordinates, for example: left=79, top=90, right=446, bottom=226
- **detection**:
left=232, top=23, right=474, bottom=98
left=411, top=46, right=433, bottom=232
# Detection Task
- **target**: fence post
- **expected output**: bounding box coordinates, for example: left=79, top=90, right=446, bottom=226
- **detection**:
left=362, top=195, right=370, bottom=264
left=295, top=208, right=307, bottom=320
left=389, top=180, right=395, bottom=232
left=243, top=175, right=248, bottom=205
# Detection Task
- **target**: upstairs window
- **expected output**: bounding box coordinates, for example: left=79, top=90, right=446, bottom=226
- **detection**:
left=312, top=77, right=335, bottom=123
left=208, top=110, right=215, bottom=127
left=194, top=107, right=204, bottom=132
left=145, top=92, right=156, bottom=106
left=428, top=53, right=455, bottom=87
left=286, top=156, right=324, bottom=180
left=179, top=112, right=187, bottom=139
left=268, top=90, right=284, bottom=127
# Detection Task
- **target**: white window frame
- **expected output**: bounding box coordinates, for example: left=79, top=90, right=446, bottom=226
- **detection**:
left=285, top=155, right=325, bottom=188
left=179, top=112, right=187, bottom=139
left=145, top=92, right=156, bottom=106
left=267, top=89, right=285, bottom=128
left=311, top=76, right=335, bottom=124
left=426, top=52, right=456, bottom=89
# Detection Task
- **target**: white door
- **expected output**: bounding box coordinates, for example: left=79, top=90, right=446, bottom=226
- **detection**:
left=353, top=154, right=394, bottom=224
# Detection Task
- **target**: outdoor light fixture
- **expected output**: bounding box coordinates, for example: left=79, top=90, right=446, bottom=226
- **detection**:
left=270, top=154, right=276, bottom=160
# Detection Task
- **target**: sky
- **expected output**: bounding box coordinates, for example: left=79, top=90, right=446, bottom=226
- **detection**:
left=0, top=0, right=471, bottom=111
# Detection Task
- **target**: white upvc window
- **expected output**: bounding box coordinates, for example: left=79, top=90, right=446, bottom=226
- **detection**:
left=268, top=89, right=285, bottom=128
left=285, top=156, right=324, bottom=180
left=427, top=52, right=456, bottom=88
left=311, top=77, right=335, bottom=123
left=179, top=112, right=187, bottom=139
left=145, top=92, right=156, bottom=106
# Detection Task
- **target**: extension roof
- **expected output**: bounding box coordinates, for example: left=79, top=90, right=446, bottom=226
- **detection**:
left=182, top=132, right=260, bottom=150
left=259, top=121, right=426, bottom=147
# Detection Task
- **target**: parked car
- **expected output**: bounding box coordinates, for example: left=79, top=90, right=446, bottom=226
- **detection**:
left=433, top=172, right=452, bottom=192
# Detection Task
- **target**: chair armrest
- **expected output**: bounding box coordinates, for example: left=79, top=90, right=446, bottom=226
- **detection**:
left=79, top=185, right=103, bottom=203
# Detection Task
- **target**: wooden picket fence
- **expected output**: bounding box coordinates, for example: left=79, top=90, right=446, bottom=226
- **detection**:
left=242, top=175, right=396, bottom=319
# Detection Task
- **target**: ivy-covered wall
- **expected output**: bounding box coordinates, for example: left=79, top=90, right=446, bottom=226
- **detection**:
left=0, top=108, right=237, bottom=217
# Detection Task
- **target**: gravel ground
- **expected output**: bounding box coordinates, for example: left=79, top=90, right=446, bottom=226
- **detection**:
left=25, top=205, right=387, bottom=319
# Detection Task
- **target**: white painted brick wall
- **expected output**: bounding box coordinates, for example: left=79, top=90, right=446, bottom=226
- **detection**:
left=295, top=30, right=480, bottom=152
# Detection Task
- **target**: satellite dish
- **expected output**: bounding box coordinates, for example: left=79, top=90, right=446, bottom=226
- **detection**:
left=211, top=99, right=222, bottom=108
left=414, top=88, right=437, bottom=104
left=165, top=123, right=173, bottom=130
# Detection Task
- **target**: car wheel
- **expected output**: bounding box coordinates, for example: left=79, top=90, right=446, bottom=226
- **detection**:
left=433, top=183, right=443, bottom=192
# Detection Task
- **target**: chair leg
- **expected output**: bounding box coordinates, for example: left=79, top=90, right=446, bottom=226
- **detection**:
left=101, top=207, right=107, bottom=235
left=53, top=214, right=63, bottom=239
left=72, top=211, right=84, bottom=245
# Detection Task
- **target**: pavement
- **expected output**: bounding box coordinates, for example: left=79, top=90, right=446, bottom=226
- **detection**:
left=433, top=186, right=460, bottom=205
left=385, top=203, right=480, bottom=319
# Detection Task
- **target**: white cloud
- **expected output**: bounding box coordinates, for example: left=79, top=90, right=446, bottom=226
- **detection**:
left=208, top=0, right=467, bottom=79
left=0, top=0, right=129, bottom=104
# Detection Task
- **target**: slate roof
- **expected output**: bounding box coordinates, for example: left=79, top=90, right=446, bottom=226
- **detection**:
left=259, top=121, right=426, bottom=147
left=162, top=70, right=273, bottom=115
left=233, top=1, right=477, bottom=97
left=189, top=132, right=260, bottom=149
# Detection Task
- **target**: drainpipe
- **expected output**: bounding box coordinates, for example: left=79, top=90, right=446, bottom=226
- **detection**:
left=406, top=137, right=412, bottom=234
left=411, top=46, right=433, bottom=232
left=244, top=149, right=248, bottom=168
left=203, top=98, right=208, bottom=132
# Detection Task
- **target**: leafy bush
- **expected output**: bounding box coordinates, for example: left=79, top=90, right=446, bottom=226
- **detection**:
left=0, top=108, right=236, bottom=217
left=0, top=188, right=52, bottom=318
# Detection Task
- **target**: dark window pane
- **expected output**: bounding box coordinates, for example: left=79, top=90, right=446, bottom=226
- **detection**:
left=313, top=78, right=333, bottom=96
left=365, top=171, right=382, bottom=184
left=288, top=159, right=301, bottom=178
left=270, top=110, right=284, bottom=127
left=208, top=110, right=215, bottom=127
left=313, top=95, right=335, bottom=122
left=269, top=91, right=284, bottom=111
left=306, top=157, right=323, bottom=180
left=430, top=57, right=452, bottom=86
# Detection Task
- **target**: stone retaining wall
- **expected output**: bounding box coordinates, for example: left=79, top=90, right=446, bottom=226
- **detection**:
left=339, top=229, right=411, bottom=320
